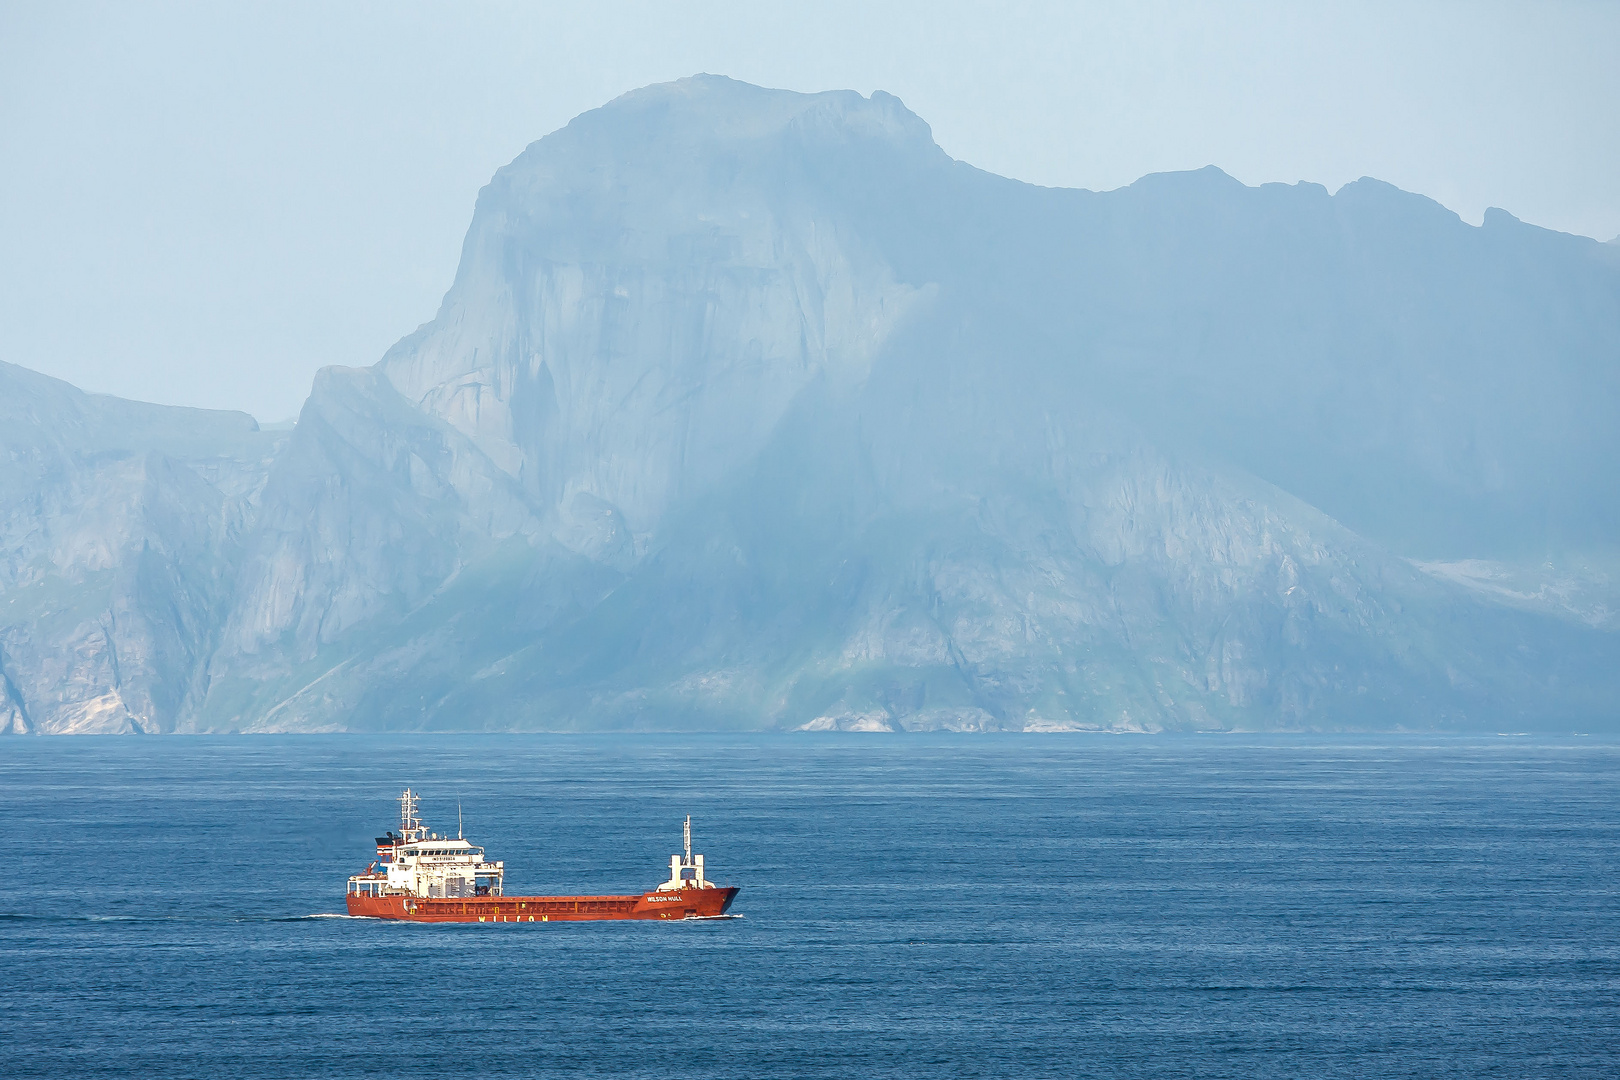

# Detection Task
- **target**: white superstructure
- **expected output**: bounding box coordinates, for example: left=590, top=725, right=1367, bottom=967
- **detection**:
left=656, top=815, right=714, bottom=891
left=347, top=789, right=506, bottom=900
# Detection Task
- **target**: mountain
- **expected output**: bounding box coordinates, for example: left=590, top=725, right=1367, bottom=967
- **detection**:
left=5, top=76, right=1618, bottom=733
left=0, top=362, right=285, bottom=733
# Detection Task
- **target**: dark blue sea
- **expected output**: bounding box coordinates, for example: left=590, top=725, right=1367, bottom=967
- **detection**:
left=3, top=735, right=1618, bottom=1078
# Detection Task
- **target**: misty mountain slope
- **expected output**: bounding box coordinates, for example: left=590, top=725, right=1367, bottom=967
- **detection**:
left=192, top=364, right=556, bottom=729
left=412, top=322, right=1606, bottom=734
left=5, top=76, right=1617, bottom=733
left=808, top=152, right=1620, bottom=560
left=383, top=73, right=1619, bottom=561
left=0, top=361, right=284, bottom=733
left=199, top=75, right=1615, bottom=732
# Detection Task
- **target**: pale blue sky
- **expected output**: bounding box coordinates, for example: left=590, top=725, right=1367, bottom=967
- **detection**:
left=3, top=1, right=1616, bottom=420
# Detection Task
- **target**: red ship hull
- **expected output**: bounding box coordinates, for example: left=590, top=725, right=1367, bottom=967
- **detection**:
left=345, top=886, right=739, bottom=923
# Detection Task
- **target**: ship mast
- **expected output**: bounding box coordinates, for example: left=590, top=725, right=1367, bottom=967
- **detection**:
left=399, top=788, right=424, bottom=843
left=658, top=814, right=711, bottom=891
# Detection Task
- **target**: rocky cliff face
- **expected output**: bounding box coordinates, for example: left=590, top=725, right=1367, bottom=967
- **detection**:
left=5, top=76, right=1618, bottom=733
left=0, top=361, right=284, bottom=732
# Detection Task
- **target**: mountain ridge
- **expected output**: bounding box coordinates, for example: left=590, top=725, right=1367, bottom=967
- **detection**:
left=3, top=76, right=1616, bottom=734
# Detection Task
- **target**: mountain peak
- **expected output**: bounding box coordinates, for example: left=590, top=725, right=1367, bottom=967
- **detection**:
left=500, top=76, right=942, bottom=183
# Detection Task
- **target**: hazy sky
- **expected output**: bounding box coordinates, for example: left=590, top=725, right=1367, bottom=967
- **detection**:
left=3, top=1, right=1617, bottom=421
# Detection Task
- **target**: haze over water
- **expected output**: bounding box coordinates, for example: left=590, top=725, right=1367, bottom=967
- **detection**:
left=5, top=735, right=1617, bottom=1078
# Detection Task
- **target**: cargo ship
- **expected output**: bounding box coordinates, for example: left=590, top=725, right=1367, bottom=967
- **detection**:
left=345, top=789, right=739, bottom=922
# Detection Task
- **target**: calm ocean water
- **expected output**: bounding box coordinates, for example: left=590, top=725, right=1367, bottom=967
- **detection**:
left=3, top=734, right=1617, bottom=1079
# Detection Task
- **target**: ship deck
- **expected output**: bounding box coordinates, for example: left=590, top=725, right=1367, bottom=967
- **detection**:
left=346, top=886, right=738, bottom=922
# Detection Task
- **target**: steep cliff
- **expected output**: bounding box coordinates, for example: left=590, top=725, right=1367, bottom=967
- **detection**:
left=0, top=361, right=284, bottom=732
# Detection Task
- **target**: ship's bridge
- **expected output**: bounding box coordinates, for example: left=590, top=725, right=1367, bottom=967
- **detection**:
left=348, top=789, right=505, bottom=900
